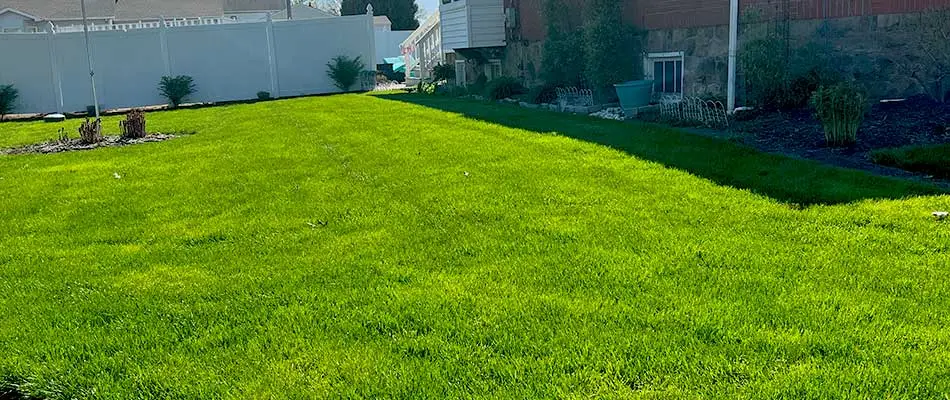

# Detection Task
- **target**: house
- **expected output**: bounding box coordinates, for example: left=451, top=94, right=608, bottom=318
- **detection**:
left=224, top=0, right=336, bottom=22
left=401, top=10, right=444, bottom=83
left=0, top=0, right=223, bottom=32
left=452, top=0, right=950, bottom=102
left=439, top=0, right=508, bottom=85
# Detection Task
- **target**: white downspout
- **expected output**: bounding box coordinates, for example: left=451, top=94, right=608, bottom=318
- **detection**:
left=727, top=0, right=739, bottom=113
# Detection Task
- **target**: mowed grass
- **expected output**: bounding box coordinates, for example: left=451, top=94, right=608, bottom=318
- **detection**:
left=1, top=94, right=949, bottom=398
left=872, top=143, right=950, bottom=179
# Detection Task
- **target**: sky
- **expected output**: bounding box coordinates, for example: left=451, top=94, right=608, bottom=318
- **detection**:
left=417, top=0, right=440, bottom=18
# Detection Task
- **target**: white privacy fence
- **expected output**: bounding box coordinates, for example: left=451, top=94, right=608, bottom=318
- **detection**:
left=0, top=14, right=375, bottom=114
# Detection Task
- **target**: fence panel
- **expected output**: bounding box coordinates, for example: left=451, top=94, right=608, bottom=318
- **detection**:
left=0, top=15, right=374, bottom=114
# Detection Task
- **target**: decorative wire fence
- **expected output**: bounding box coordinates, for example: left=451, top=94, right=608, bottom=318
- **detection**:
left=556, top=87, right=594, bottom=108
left=659, top=96, right=730, bottom=128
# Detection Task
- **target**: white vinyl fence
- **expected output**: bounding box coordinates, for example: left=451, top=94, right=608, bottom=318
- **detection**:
left=0, top=14, right=375, bottom=114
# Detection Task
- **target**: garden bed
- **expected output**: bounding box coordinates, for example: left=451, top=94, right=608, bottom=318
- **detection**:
left=1, top=134, right=178, bottom=156
left=719, top=95, right=950, bottom=182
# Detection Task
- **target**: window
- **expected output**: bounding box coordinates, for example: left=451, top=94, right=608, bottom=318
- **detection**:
left=455, top=60, right=467, bottom=86
left=485, top=59, right=502, bottom=81
left=644, top=52, right=684, bottom=97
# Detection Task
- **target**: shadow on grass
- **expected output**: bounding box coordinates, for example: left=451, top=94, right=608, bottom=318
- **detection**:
left=379, top=94, right=945, bottom=206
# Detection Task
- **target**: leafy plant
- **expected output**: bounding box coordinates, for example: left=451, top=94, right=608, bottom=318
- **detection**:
left=740, top=35, right=789, bottom=108
left=485, top=77, right=527, bottom=100
left=583, top=0, right=638, bottom=100
left=120, top=109, right=147, bottom=139
left=810, top=83, right=867, bottom=147
left=0, top=84, right=19, bottom=121
left=159, top=75, right=196, bottom=107
left=417, top=80, right=440, bottom=95
left=540, top=0, right=586, bottom=87
left=78, top=118, right=103, bottom=144
left=914, top=8, right=950, bottom=101
left=432, top=63, right=456, bottom=82
left=57, top=127, right=70, bottom=145
left=527, top=84, right=558, bottom=104
left=257, top=91, right=272, bottom=101
left=326, top=55, right=365, bottom=91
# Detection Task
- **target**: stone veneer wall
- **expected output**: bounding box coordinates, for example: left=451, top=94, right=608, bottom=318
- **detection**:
left=503, top=12, right=947, bottom=103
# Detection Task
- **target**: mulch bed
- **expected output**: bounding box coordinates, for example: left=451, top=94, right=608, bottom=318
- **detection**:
left=712, top=95, right=950, bottom=184
left=1, top=134, right=177, bottom=156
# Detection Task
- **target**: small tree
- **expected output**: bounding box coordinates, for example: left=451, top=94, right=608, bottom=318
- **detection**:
left=0, top=84, right=18, bottom=121
left=158, top=76, right=196, bottom=107
left=540, top=0, right=586, bottom=87
left=583, top=0, right=638, bottom=100
left=326, top=55, right=365, bottom=91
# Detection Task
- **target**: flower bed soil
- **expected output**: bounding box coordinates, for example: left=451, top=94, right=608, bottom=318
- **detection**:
left=718, top=95, right=950, bottom=184
left=1, top=134, right=177, bottom=156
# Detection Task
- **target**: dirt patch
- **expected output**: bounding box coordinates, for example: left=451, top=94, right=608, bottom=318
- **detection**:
left=1, top=134, right=178, bottom=156
left=704, top=95, right=950, bottom=184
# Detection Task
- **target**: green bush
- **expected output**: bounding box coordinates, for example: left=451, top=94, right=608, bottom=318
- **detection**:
left=158, top=75, right=196, bottom=107
left=0, top=84, right=19, bottom=121
left=527, top=84, right=558, bottom=104
left=485, top=77, right=526, bottom=100
left=417, top=80, right=440, bottom=95
left=432, top=63, right=456, bottom=82
left=326, top=55, right=365, bottom=91
left=584, top=0, right=638, bottom=100
left=540, top=0, right=586, bottom=87
left=810, top=82, right=867, bottom=147
left=871, top=144, right=950, bottom=179
left=740, top=36, right=788, bottom=108
left=257, top=91, right=272, bottom=101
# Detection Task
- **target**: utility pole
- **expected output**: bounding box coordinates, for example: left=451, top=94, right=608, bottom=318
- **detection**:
left=80, top=0, right=100, bottom=118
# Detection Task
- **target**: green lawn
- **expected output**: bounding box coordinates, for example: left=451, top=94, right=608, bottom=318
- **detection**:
left=1, top=94, right=949, bottom=399
left=872, top=143, right=950, bottom=180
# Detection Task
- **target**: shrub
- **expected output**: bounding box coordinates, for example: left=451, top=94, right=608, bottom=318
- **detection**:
left=540, top=0, right=586, bottom=87
left=257, top=91, right=272, bottom=101
left=159, top=75, right=196, bottom=107
left=0, top=84, right=19, bottom=121
left=485, top=77, right=526, bottom=100
left=417, top=80, right=440, bottom=95
left=810, top=82, right=867, bottom=147
left=527, top=84, right=558, bottom=104
left=871, top=144, right=950, bottom=179
left=740, top=35, right=788, bottom=108
left=432, top=63, right=456, bottom=82
left=120, top=109, right=147, bottom=139
left=326, top=55, right=365, bottom=91
left=78, top=118, right=103, bottom=144
left=584, top=0, right=638, bottom=100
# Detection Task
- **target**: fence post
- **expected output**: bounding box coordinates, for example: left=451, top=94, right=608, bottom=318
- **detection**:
left=46, top=23, right=64, bottom=113
left=367, top=4, right=376, bottom=70
left=159, top=17, right=171, bottom=76
left=265, top=14, right=280, bottom=97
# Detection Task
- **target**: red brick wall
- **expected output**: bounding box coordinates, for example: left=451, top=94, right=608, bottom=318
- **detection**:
left=516, top=0, right=950, bottom=41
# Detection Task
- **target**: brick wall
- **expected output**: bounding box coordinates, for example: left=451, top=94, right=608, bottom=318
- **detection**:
left=516, top=0, right=950, bottom=40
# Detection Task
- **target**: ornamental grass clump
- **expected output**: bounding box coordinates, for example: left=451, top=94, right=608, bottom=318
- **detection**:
left=810, top=82, right=867, bottom=147
left=120, top=109, right=147, bottom=139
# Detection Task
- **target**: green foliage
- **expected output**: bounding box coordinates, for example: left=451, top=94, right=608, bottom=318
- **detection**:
left=432, top=63, right=456, bottom=82
left=257, top=91, right=272, bottom=101
left=583, top=0, right=638, bottom=99
left=810, top=82, right=867, bottom=147
left=527, top=84, right=558, bottom=104
left=741, top=35, right=837, bottom=109
left=416, top=80, right=440, bottom=95
left=871, top=143, right=950, bottom=178
left=340, top=0, right=419, bottom=30
left=0, top=84, right=19, bottom=121
left=158, top=75, right=197, bottom=107
left=484, top=77, right=526, bottom=100
left=326, top=55, right=365, bottom=91
left=915, top=8, right=950, bottom=101
left=119, top=109, right=147, bottom=139
left=540, top=0, right=586, bottom=87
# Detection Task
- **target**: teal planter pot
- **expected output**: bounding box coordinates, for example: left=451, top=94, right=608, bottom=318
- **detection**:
left=614, top=80, right=654, bottom=117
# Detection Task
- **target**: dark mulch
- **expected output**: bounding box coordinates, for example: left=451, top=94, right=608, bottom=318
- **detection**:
left=1, top=134, right=177, bottom=156
left=710, top=96, right=950, bottom=184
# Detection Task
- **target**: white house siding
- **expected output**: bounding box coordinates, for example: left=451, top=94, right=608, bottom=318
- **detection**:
left=440, top=1, right=468, bottom=52
left=0, top=15, right=374, bottom=114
